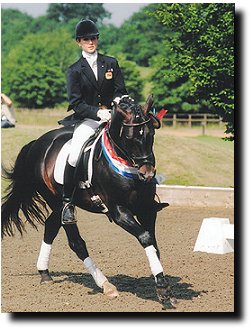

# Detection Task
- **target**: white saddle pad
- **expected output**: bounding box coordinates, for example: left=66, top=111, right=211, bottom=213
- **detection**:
left=54, top=128, right=105, bottom=186
left=54, top=139, right=72, bottom=184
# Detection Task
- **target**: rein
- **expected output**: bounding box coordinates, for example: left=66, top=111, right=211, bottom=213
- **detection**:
left=122, top=118, right=151, bottom=127
left=118, top=102, right=151, bottom=127
left=106, top=127, right=135, bottom=166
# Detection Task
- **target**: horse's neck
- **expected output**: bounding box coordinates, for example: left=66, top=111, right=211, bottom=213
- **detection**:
left=101, top=129, right=138, bottom=179
left=106, top=121, right=124, bottom=158
left=104, top=128, right=124, bottom=159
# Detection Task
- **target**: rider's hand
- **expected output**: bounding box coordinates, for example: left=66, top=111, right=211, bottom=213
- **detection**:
left=113, top=95, right=134, bottom=104
left=97, top=108, right=112, bottom=122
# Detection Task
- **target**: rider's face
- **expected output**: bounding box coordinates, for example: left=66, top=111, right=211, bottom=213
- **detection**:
left=77, top=37, right=98, bottom=54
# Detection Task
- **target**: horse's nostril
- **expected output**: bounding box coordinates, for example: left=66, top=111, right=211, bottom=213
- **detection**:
left=138, top=165, right=156, bottom=182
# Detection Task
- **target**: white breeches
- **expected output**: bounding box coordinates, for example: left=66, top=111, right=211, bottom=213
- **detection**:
left=68, top=118, right=101, bottom=167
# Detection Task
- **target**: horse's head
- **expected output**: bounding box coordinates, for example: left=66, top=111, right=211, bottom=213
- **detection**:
left=109, top=95, right=160, bottom=182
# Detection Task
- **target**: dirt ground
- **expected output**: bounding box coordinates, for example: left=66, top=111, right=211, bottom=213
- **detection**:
left=1, top=206, right=234, bottom=313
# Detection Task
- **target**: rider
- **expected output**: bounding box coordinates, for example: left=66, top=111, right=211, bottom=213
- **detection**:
left=1, top=93, right=16, bottom=128
left=61, top=19, right=128, bottom=225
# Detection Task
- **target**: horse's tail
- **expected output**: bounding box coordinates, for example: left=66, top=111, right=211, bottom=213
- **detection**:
left=1, top=141, right=48, bottom=238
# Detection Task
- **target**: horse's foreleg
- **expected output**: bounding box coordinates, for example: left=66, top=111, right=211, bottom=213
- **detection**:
left=37, top=210, right=61, bottom=284
left=136, top=209, right=159, bottom=258
left=111, top=205, right=176, bottom=307
left=63, top=224, right=119, bottom=298
left=145, top=246, right=176, bottom=307
left=112, top=205, right=163, bottom=274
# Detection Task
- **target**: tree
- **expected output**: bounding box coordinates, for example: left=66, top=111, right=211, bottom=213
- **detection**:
left=2, top=30, right=77, bottom=108
left=116, top=54, right=144, bottom=102
left=1, top=9, right=33, bottom=56
left=118, top=4, right=164, bottom=66
left=46, top=3, right=110, bottom=23
left=150, top=40, right=206, bottom=113
left=98, top=24, right=122, bottom=56
left=153, top=3, right=234, bottom=138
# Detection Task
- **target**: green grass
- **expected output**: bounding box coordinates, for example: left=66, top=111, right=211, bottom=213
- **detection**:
left=15, top=108, right=65, bottom=127
left=1, top=109, right=234, bottom=197
left=154, top=130, right=234, bottom=187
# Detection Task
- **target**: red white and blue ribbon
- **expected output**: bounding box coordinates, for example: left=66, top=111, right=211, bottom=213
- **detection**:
left=101, top=130, right=138, bottom=179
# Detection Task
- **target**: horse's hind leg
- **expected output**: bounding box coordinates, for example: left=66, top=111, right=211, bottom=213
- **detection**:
left=37, top=210, right=61, bottom=284
left=63, top=224, right=119, bottom=298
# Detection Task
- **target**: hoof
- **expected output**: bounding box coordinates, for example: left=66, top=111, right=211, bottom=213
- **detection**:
left=38, top=269, right=54, bottom=285
left=103, top=281, right=119, bottom=298
left=155, top=273, right=177, bottom=309
left=156, top=286, right=177, bottom=309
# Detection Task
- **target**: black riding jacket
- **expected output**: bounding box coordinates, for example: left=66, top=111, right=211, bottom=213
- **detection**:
left=66, top=53, right=127, bottom=121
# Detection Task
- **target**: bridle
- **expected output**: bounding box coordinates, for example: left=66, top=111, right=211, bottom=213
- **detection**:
left=122, top=118, right=151, bottom=127
left=107, top=115, right=154, bottom=168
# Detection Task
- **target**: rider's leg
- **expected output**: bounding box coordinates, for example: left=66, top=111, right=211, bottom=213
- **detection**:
left=61, top=119, right=100, bottom=224
left=61, top=161, right=76, bottom=224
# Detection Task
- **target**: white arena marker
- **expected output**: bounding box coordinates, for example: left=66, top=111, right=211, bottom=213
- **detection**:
left=193, top=218, right=234, bottom=254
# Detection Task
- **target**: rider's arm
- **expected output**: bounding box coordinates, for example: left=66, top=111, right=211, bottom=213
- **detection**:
left=1, top=93, right=13, bottom=107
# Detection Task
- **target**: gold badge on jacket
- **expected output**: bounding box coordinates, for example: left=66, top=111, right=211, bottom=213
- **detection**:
left=105, top=69, right=113, bottom=80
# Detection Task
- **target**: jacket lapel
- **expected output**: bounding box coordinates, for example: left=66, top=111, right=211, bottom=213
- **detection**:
left=80, top=57, right=99, bottom=90
left=97, top=55, right=107, bottom=88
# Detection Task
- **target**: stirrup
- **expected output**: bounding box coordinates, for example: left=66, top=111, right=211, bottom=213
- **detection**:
left=61, top=202, right=77, bottom=225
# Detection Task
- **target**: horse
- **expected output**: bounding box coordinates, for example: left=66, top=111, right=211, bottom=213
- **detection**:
left=1, top=95, right=176, bottom=308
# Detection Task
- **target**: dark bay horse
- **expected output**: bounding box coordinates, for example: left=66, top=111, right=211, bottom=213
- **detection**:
left=1, top=96, right=176, bottom=307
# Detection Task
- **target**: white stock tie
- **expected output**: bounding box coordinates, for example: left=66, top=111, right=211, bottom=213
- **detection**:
left=83, top=51, right=98, bottom=80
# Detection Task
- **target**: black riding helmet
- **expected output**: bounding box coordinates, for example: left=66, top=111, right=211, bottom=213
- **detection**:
left=75, top=19, right=99, bottom=40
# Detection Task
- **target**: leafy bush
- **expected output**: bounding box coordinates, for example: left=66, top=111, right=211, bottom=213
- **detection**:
left=2, top=30, right=77, bottom=108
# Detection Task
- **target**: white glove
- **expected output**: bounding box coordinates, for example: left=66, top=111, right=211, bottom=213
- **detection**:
left=113, top=95, right=134, bottom=104
left=97, top=108, right=111, bottom=122
left=113, top=96, right=121, bottom=104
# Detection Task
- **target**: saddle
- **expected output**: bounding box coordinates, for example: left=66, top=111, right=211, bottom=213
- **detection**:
left=74, top=123, right=105, bottom=187
left=74, top=124, right=111, bottom=217
left=54, top=123, right=111, bottom=218
left=54, top=124, right=104, bottom=185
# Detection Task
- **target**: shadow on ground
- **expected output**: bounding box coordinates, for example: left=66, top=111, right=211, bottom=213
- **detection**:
left=47, top=270, right=205, bottom=304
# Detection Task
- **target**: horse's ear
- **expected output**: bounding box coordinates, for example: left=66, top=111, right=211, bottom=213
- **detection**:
left=142, top=94, right=154, bottom=115
left=113, top=101, right=132, bottom=123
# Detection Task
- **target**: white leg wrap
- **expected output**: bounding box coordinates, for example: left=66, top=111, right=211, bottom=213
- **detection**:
left=37, top=241, right=52, bottom=270
left=84, top=257, right=108, bottom=288
left=145, top=245, right=163, bottom=277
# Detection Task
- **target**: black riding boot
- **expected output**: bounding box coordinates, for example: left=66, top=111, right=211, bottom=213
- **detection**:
left=61, top=162, right=77, bottom=225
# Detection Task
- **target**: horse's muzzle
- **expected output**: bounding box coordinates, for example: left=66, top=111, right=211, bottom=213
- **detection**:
left=138, top=164, right=156, bottom=182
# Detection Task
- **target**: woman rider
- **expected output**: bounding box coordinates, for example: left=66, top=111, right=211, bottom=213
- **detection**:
left=62, top=19, right=128, bottom=224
